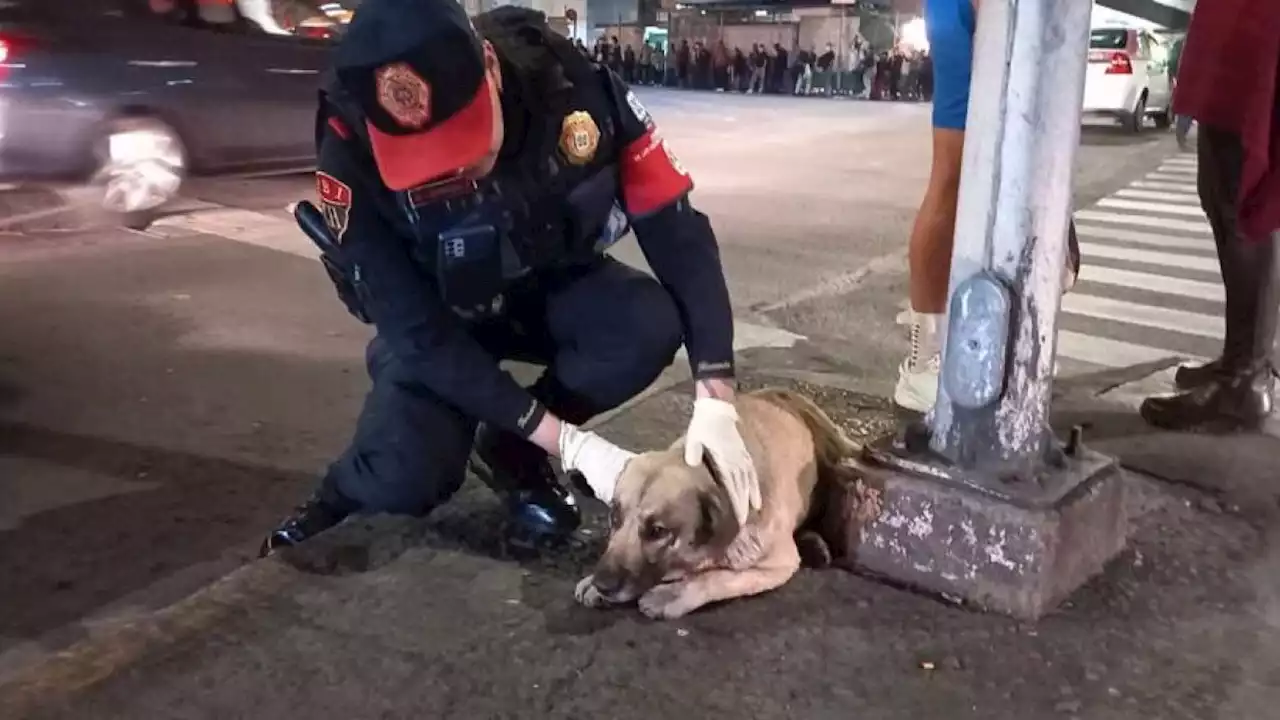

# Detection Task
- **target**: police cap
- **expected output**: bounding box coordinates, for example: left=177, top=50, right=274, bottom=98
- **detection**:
left=333, top=0, right=494, bottom=191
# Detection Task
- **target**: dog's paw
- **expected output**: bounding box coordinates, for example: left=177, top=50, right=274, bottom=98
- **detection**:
left=574, top=575, right=610, bottom=609
left=638, top=582, right=695, bottom=620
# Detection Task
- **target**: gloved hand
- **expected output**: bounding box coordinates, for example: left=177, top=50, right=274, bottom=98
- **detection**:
left=683, top=398, right=761, bottom=525
left=558, top=423, right=635, bottom=504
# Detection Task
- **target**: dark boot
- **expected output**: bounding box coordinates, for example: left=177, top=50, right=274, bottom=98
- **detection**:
left=1142, top=362, right=1275, bottom=432
left=1175, top=358, right=1278, bottom=390
left=1140, top=128, right=1278, bottom=432
left=259, top=492, right=352, bottom=557
left=470, top=425, right=580, bottom=546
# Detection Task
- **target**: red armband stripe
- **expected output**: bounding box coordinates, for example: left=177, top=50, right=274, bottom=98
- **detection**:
left=620, top=129, right=693, bottom=217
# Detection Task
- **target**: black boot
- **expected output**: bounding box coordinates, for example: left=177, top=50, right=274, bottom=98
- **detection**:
left=1175, top=358, right=1278, bottom=390
left=259, top=492, right=351, bottom=557
left=1142, top=361, right=1275, bottom=432
left=470, top=424, right=580, bottom=547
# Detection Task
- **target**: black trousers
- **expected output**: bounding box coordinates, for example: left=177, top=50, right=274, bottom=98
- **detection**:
left=320, top=258, right=683, bottom=515
left=1197, top=125, right=1280, bottom=369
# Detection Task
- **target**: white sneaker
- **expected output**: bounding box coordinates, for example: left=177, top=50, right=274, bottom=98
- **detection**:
left=893, top=312, right=943, bottom=413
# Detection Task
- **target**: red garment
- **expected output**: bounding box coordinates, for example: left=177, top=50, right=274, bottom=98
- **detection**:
left=1173, top=0, right=1280, bottom=240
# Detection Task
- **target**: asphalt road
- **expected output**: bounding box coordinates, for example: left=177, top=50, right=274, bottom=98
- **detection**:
left=0, top=89, right=1206, bottom=678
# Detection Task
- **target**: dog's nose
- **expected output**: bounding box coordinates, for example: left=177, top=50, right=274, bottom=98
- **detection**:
left=592, top=570, right=625, bottom=597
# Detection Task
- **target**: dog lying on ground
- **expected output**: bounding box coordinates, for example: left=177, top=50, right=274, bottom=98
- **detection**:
left=574, top=387, right=863, bottom=620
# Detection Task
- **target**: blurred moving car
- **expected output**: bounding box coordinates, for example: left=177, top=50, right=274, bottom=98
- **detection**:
left=1082, top=25, right=1173, bottom=134
left=0, top=0, right=333, bottom=227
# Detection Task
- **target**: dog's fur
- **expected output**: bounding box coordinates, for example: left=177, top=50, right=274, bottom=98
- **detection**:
left=574, top=388, right=859, bottom=619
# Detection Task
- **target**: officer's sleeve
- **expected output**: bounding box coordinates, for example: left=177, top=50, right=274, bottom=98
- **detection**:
left=600, top=69, right=737, bottom=380
left=315, top=132, right=547, bottom=437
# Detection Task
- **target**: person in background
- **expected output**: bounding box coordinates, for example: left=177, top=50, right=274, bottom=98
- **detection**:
left=1139, top=0, right=1280, bottom=432
left=817, top=42, right=836, bottom=96
left=638, top=40, right=653, bottom=85
left=622, top=43, right=636, bottom=83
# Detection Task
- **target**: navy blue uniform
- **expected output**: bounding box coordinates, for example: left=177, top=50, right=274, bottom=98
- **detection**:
left=263, top=1, right=737, bottom=553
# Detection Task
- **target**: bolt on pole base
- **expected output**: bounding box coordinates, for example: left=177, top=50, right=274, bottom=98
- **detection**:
left=846, top=429, right=1130, bottom=621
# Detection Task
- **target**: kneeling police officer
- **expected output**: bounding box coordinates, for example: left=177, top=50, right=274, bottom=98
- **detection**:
left=261, top=0, right=762, bottom=554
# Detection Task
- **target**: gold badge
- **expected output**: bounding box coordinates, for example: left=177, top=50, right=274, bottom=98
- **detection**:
left=375, top=62, right=431, bottom=129
left=559, top=111, right=599, bottom=165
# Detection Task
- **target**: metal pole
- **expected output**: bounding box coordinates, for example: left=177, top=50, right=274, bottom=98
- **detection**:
left=927, top=0, right=1094, bottom=478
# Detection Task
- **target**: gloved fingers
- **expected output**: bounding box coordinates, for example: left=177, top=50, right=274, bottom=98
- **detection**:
left=683, top=437, right=704, bottom=467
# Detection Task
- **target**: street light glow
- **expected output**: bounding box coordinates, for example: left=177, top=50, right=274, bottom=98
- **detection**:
left=901, top=17, right=929, bottom=52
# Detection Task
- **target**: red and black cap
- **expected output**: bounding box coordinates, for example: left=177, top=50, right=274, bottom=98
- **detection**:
left=333, top=0, right=495, bottom=191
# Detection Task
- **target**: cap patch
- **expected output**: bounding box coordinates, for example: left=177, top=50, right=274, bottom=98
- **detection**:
left=375, top=62, right=432, bottom=129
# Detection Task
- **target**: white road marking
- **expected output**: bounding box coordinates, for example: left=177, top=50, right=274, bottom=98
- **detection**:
left=1156, top=164, right=1197, bottom=175
left=1078, top=264, right=1224, bottom=302
left=1077, top=241, right=1219, bottom=273
left=1147, top=172, right=1200, bottom=182
left=1130, top=180, right=1198, bottom=193
left=1096, top=198, right=1212, bottom=218
left=1114, top=188, right=1201, bottom=204
left=1073, top=209, right=1212, bottom=234
left=1056, top=330, right=1203, bottom=367
left=1074, top=224, right=1213, bottom=252
left=1061, top=293, right=1223, bottom=338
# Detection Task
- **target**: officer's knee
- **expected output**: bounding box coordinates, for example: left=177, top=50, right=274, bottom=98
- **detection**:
left=628, top=284, right=684, bottom=371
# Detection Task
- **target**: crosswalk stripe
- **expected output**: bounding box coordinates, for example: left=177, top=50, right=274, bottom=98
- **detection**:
left=1061, top=293, right=1223, bottom=338
left=1163, top=157, right=1198, bottom=166
left=1074, top=224, right=1214, bottom=253
left=1157, top=164, right=1197, bottom=175
left=1097, top=198, right=1209, bottom=217
left=1074, top=210, right=1212, bottom=234
left=1078, top=241, right=1219, bottom=272
left=1079, top=264, right=1223, bottom=301
left=1114, top=188, right=1201, bottom=204
left=1131, top=180, right=1198, bottom=193
left=1148, top=172, right=1200, bottom=182
left=1056, top=330, right=1205, bottom=367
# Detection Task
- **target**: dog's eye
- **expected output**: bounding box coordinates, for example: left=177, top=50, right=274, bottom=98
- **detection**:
left=642, top=520, right=671, bottom=542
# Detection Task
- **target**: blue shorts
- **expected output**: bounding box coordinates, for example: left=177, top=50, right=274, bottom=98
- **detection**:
left=926, top=0, right=977, bottom=130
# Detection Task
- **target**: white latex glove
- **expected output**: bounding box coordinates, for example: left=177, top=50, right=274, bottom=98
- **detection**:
left=683, top=398, right=761, bottom=525
left=558, top=423, right=635, bottom=504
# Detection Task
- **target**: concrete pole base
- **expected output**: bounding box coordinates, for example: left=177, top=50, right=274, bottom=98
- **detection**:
left=847, top=436, right=1131, bottom=621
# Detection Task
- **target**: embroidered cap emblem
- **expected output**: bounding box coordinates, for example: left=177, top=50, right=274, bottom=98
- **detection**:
left=375, top=62, right=432, bottom=129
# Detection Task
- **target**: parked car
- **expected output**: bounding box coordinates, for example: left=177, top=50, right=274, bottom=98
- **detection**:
left=1082, top=25, right=1173, bottom=134
left=0, top=0, right=332, bottom=227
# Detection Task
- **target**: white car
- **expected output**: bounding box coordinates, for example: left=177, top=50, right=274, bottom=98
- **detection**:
left=1082, top=26, right=1173, bottom=133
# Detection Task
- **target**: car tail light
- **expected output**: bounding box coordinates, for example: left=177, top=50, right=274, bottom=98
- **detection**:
left=0, top=32, right=35, bottom=64
left=1105, top=52, right=1133, bottom=75
left=0, top=38, right=11, bottom=64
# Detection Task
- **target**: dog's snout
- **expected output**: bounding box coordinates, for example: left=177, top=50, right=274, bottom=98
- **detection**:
left=592, top=569, right=625, bottom=597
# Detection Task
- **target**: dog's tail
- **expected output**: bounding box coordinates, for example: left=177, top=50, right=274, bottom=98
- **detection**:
left=750, top=387, right=860, bottom=469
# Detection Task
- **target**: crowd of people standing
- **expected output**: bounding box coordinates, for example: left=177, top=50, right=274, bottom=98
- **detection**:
left=575, top=35, right=933, bottom=101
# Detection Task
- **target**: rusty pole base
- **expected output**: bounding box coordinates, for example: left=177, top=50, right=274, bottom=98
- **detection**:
left=846, top=431, right=1130, bottom=622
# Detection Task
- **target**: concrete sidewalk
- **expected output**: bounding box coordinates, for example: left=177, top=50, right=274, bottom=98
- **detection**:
left=2, top=370, right=1278, bottom=720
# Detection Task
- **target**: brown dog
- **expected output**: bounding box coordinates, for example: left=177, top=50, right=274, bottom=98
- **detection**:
left=574, top=387, right=858, bottom=619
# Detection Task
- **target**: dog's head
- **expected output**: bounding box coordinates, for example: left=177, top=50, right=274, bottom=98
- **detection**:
left=589, top=447, right=740, bottom=604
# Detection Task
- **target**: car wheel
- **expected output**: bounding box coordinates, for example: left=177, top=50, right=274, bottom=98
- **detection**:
left=1152, top=106, right=1172, bottom=130
left=91, top=117, right=187, bottom=230
left=1126, top=93, right=1147, bottom=134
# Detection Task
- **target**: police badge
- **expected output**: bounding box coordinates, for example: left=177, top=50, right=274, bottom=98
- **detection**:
left=559, top=111, right=600, bottom=165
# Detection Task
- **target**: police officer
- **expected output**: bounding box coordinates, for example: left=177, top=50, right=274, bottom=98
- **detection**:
left=261, top=0, right=762, bottom=554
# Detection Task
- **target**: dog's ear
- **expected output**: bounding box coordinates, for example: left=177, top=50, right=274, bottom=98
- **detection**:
left=695, top=482, right=740, bottom=549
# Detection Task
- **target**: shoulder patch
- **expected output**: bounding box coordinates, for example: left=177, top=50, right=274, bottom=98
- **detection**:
left=624, top=90, right=650, bottom=127
left=316, top=172, right=352, bottom=242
